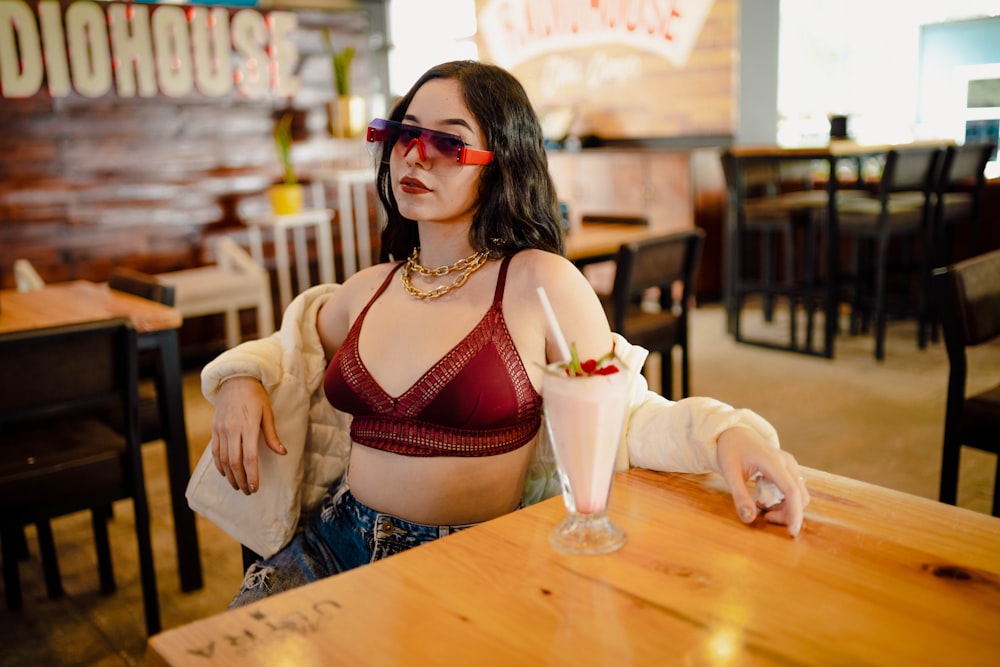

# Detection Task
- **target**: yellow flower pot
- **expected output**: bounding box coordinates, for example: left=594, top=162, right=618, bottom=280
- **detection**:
left=268, top=183, right=303, bottom=216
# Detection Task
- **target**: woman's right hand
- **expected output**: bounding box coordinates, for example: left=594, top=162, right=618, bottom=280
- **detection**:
left=211, top=376, right=286, bottom=495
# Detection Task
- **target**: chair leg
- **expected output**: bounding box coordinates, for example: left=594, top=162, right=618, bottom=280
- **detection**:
left=661, top=349, right=675, bottom=401
left=224, top=308, right=241, bottom=349
left=132, top=498, right=161, bottom=636
left=784, top=225, right=798, bottom=348
left=762, top=230, right=776, bottom=322
left=13, top=525, right=29, bottom=560
left=992, top=455, right=1000, bottom=518
left=938, top=438, right=962, bottom=506
left=2, top=527, right=24, bottom=611
left=242, top=545, right=262, bottom=572
left=873, top=237, right=890, bottom=361
left=91, top=510, right=116, bottom=594
left=35, top=520, right=64, bottom=599
left=803, top=219, right=820, bottom=351
left=680, top=342, right=690, bottom=399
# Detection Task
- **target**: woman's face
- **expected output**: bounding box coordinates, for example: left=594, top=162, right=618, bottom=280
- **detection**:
left=390, top=78, right=488, bottom=228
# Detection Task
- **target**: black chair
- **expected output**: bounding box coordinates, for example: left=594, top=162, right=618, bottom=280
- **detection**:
left=600, top=228, right=705, bottom=400
left=0, top=319, right=161, bottom=635
left=720, top=150, right=829, bottom=354
left=934, top=141, right=996, bottom=264
left=933, top=249, right=1000, bottom=517
left=110, top=267, right=176, bottom=308
left=108, top=267, right=176, bottom=443
left=927, top=142, right=996, bottom=344
left=25, top=269, right=175, bottom=614
left=835, top=146, right=943, bottom=360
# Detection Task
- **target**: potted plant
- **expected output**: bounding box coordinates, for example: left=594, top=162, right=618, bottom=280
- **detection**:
left=325, top=32, right=364, bottom=137
left=268, top=111, right=303, bottom=215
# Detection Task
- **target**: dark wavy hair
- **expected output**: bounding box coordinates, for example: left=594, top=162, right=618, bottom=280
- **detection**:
left=375, top=60, right=563, bottom=261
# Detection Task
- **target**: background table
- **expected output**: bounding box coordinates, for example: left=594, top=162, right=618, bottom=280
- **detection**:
left=565, top=223, right=662, bottom=265
left=147, top=467, right=999, bottom=666
left=0, top=281, right=203, bottom=592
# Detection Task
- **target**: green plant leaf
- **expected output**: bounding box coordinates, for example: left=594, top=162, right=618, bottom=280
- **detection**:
left=273, top=112, right=296, bottom=185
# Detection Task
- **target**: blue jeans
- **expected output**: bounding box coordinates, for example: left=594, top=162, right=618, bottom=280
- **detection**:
left=230, top=477, right=476, bottom=608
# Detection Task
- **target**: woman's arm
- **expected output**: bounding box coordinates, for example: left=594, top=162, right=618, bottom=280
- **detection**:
left=202, top=283, right=340, bottom=494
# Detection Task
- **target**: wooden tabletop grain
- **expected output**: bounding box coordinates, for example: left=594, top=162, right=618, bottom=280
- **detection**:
left=0, top=280, right=181, bottom=334
left=147, top=467, right=1000, bottom=666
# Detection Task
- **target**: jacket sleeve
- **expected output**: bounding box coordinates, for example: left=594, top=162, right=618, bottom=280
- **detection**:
left=613, top=333, right=781, bottom=474
left=200, top=283, right=339, bottom=402
left=187, top=283, right=340, bottom=559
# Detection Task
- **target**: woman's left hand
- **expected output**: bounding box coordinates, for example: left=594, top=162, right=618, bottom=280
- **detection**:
left=716, top=427, right=811, bottom=537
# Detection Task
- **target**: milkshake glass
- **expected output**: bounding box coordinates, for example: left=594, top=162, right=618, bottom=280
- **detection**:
left=542, top=364, right=628, bottom=554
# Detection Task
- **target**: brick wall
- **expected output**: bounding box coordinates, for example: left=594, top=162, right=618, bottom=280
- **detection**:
left=0, top=6, right=374, bottom=275
left=0, top=5, right=376, bottom=353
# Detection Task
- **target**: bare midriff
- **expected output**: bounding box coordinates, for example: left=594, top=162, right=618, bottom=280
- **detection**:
left=346, top=438, right=537, bottom=525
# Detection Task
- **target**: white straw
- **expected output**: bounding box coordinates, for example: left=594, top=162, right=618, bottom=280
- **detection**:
left=536, top=286, right=572, bottom=364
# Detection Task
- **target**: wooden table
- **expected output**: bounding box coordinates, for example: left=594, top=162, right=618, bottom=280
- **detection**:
left=0, top=281, right=203, bottom=591
left=565, top=223, right=663, bottom=265
left=147, top=467, right=1000, bottom=666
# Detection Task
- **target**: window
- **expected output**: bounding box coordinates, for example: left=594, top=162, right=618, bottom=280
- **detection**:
left=387, top=0, right=478, bottom=97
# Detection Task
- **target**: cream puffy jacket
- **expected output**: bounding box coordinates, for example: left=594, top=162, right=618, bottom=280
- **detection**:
left=186, top=284, right=780, bottom=558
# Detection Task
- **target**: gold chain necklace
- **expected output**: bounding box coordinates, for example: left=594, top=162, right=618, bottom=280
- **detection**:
left=401, top=247, right=490, bottom=300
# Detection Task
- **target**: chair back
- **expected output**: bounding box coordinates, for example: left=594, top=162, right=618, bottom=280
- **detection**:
left=606, top=229, right=705, bottom=398
left=938, top=142, right=995, bottom=193
left=0, top=318, right=137, bottom=426
left=935, top=248, right=1000, bottom=352
left=880, top=146, right=942, bottom=199
left=610, top=229, right=705, bottom=309
left=934, top=141, right=996, bottom=258
left=109, top=267, right=176, bottom=307
left=581, top=214, right=649, bottom=226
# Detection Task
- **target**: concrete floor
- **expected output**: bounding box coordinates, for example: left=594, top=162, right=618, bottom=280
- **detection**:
left=1, top=302, right=996, bottom=666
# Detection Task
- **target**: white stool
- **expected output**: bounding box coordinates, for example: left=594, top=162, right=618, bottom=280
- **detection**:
left=158, top=238, right=274, bottom=349
left=13, top=258, right=45, bottom=291
left=312, top=168, right=376, bottom=277
left=243, top=208, right=334, bottom=313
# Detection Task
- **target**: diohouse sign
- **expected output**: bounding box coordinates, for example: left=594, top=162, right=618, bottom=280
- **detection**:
left=0, top=0, right=299, bottom=99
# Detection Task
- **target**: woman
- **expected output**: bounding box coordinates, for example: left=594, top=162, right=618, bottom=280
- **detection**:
left=194, top=61, right=809, bottom=607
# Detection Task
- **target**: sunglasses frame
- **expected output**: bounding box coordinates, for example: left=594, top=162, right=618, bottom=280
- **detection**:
left=366, top=118, right=493, bottom=166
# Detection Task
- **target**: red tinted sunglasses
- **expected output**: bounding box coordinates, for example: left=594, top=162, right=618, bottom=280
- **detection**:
left=366, top=118, right=493, bottom=166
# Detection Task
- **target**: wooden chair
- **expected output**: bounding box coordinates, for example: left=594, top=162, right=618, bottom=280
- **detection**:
left=933, top=248, right=1000, bottom=517
left=600, top=228, right=705, bottom=399
left=108, top=267, right=176, bottom=443
left=158, top=236, right=274, bottom=349
left=0, top=319, right=161, bottom=635
left=720, top=151, right=828, bottom=354
left=927, top=142, right=996, bottom=344
left=934, top=141, right=996, bottom=264
left=110, top=267, right=176, bottom=309
left=835, top=146, right=943, bottom=360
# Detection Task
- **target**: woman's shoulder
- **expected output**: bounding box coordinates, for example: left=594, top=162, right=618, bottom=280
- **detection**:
left=317, top=261, right=401, bottom=353
left=335, top=260, right=400, bottom=296
left=507, top=248, right=576, bottom=276
left=507, top=249, right=591, bottom=289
